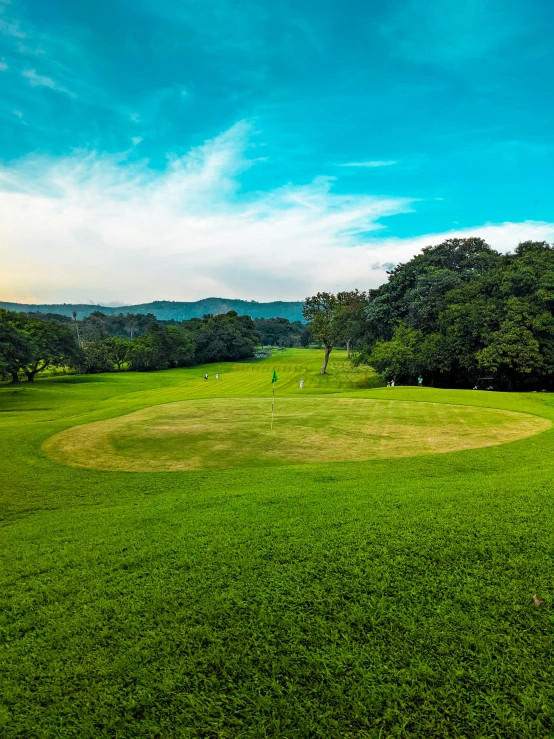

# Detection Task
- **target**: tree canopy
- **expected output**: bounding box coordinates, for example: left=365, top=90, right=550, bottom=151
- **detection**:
left=357, top=238, right=554, bottom=389
left=302, top=292, right=342, bottom=374
left=0, top=311, right=81, bottom=382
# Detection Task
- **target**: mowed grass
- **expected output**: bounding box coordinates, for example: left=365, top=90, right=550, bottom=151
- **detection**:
left=44, top=397, right=550, bottom=472
left=0, top=349, right=553, bottom=738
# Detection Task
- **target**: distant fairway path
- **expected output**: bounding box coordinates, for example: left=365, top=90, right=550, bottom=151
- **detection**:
left=1, top=349, right=553, bottom=739
left=44, top=396, right=550, bottom=472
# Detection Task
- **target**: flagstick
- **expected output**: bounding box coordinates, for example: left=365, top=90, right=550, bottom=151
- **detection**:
left=271, top=382, right=275, bottom=430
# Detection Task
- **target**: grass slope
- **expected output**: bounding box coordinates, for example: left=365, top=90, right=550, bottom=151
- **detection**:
left=0, top=349, right=552, bottom=738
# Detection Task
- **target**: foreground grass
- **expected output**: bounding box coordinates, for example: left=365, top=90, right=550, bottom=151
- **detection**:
left=0, top=349, right=553, bottom=738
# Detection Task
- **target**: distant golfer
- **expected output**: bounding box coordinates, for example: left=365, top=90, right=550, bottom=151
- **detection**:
left=391, top=379, right=395, bottom=387
left=299, top=378, right=304, bottom=389
left=204, top=374, right=208, bottom=381
left=418, top=376, right=423, bottom=386
left=216, top=372, right=219, bottom=379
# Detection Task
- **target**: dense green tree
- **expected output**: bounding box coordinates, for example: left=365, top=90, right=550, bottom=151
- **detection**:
left=368, top=324, right=421, bottom=382
left=103, top=338, right=131, bottom=371
left=0, top=313, right=33, bottom=382
left=335, top=290, right=369, bottom=357
left=25, top=311, right=73, bottom=325
left=254, top=317, right=303, bottom=348
left=302, top=293, right=342, bottom=374
left=80, top=311, right=158, bottom=339
left=126, top=336, right=163, bottom=372
left=166, top=326, right=195, bottom=367
left=300, top=325, right=313, bottom=347
left=364, top=238, right=500, bottom=344
left=192, top=311, right=259, bottom=364
left=357, top=238, right=554, bottom=389
left=126, top=322, right=174, bottom=371
left=3, top=312, right=80, bottom=381
left=368, top=325, right=453, bottom=385
left=80, top=341, right=114, bottom=374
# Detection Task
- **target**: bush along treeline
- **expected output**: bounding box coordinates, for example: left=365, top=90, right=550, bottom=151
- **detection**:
left=253, top=317, right=305, bottom=348
left=0, top=310, right=260, bottom=381
left=303, top=238, right=554, bottom=389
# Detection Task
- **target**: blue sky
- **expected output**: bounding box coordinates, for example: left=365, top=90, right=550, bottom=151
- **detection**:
left=1, top=0, right=553, bottom=303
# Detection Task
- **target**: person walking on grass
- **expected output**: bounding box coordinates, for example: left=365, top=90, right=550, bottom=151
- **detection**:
left=418, top=376, right=423, bottom=387
left=204, top=374, right=208, bottom=381
left=391, top=379, right=395, bottom=387
left=216, top=372, right=219, bottom=380
left=299, top=378, right=304, bottom=389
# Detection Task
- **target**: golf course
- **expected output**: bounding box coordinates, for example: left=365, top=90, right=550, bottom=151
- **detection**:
left=1, top=348, right=552, bottom=737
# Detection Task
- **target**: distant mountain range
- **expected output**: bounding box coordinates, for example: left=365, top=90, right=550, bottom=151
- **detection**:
left=0, top=298, right=305, bottom=322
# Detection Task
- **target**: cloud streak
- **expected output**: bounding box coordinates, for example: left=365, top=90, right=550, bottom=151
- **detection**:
left=339, top=160, right=397, bottom=168
left=22, top=68, right=76, bottom=97
left=1, top=122, right=552, bottom=305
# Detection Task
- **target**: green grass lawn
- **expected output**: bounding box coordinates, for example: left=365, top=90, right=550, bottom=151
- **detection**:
left=1, top=349, right=552, bottom=738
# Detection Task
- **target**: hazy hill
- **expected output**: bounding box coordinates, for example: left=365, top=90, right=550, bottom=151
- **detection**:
left=0, top=298, right=305, bottom=322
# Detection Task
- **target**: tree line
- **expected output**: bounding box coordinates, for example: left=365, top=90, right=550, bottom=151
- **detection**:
left=0, top=306, right=318, bottom=383
left=2, top=237, right=552, bottom=388
left=0, top=310, right=262, bottom=381
left=303, top=238, right=554, bottom=389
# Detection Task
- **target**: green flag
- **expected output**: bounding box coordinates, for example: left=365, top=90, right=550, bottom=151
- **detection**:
left=271, top=369, right=278, bottom=384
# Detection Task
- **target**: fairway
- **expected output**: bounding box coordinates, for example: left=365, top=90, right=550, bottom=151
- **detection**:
left=44, top=396, right=550, bottom=471
left=1, top=349, right=553, bottom=738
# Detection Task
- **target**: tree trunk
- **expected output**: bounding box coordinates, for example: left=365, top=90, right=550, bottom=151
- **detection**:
left=345, top=339, right=351, bottom=358
left=10, top=371, right=20, bottom=383
left=321, top=345, right=332, bottom=374
left=25, top=371, right=36, bottom=382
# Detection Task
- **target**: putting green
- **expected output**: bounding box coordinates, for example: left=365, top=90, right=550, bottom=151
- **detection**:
left=43, top=396, right=551, bottom=472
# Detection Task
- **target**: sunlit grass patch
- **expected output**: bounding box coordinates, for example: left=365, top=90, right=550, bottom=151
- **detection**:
left=43, top=396, right=551, bottom=472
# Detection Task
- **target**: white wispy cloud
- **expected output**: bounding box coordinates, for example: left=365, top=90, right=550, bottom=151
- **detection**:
left=0, top=121, right=552, bottom=304
left=340, top=160, right=397, bottom=168
left=22, top=68, right=76, bottom=97
left=0, top=59, right=7, bottom=71
left=0, top=18, right=26, bottom=39
left=11, top=109, right=26, bottom=125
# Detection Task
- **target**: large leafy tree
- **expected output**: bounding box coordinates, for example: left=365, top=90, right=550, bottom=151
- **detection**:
left=126, top=322, right=177, bottom=371
left=335, top=290, right=369, bottom=357
left=166, top=326, right=195, bottom=367
left=0, top=313, right=33, bottom=382
left=357, top=239, right=554, bottom=388
left=103, top=338, right=131, bottom=371
left=302, top=293, right=342, bottom=374
left=2, top=312, right=80, bottom=381
left=440, top=242, right=554, bottom=386
left=191, top=311, right=259, bottom=364
left=22, top=318, right=80, bottom=381
left=368, top=324, right=453, bottom=385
